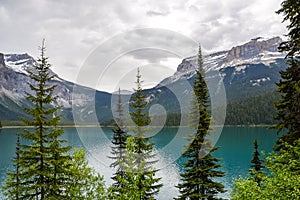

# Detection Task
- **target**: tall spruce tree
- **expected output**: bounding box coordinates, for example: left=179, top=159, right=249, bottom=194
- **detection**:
left=125, top=68, right=162, bottom=199
left=175, top=46, right=225, bottom=200
left=8, top=40, right=73, bottom=199
left=109, top=88, right=128, bottom=193
left=273, top=0, right=300, bottom=151
left=249, top=139, right=264, bottom=184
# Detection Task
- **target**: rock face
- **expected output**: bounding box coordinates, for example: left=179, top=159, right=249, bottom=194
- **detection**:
left=226, top=37, right=283, bottom=62
left=0, top=53, right=5, bottom=68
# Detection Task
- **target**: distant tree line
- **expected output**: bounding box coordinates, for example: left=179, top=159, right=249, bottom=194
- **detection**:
left=224, top=91, right=280, bottom=125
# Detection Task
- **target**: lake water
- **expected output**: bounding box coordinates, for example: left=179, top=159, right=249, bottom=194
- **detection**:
left=0, top=126, right=282, bottom=199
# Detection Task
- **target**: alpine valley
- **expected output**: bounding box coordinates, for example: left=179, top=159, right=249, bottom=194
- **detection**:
left=0, top=37, right=287, bottom=126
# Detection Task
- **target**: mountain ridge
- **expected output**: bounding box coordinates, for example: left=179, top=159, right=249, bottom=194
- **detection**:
left=0, top=36, right=288, bottom=125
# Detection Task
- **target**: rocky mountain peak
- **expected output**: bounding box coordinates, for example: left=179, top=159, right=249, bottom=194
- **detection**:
left=226, top=37, right=283, bottom=62
left=158, top=37, right=285, bottom=87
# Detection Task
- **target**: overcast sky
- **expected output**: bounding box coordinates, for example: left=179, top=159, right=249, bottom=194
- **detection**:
left=0, top=0, right=287, bottom=92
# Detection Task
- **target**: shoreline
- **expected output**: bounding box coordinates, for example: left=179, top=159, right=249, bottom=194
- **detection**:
left=0, top=124, right=273, bottom=129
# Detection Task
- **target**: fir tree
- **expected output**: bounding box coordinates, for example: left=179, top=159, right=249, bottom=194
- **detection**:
left=175, top=45, right=225, bottom=200
left=273, top=0, right=300, bottom=151
left=249, top=139, right=264, bottom=184
left=109, top=88, right=128, bottom=193
left=126, top=68, right=162, bottom=199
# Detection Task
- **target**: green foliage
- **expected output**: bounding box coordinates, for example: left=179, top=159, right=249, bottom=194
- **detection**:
left=126, top=68, right=162, bottom=199
left=175, top=46, right=225, bottom=200
left=273, top=0, right=300, bottom=151
left=66, top=148, right=107, bottom=200
left=276, top=0, right=300, bottom=58
left=231, top=139, right=300, bottom=200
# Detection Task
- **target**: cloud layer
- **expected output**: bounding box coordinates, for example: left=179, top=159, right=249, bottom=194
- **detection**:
left=0, top=0, right=287, bottom=91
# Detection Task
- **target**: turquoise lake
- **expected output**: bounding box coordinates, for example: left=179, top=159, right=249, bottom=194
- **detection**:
left=0, top=126, right=282, bottom=199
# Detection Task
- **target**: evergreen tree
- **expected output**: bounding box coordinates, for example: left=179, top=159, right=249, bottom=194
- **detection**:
left=2, top=41, right=107, bottom=199
left=175, top=45, right=225, bottom=200
left=273, top=0, right=300, bottom=151
left=109, top=137, right=159, bottom=200
left=8, top=40, right=73, bottom=199
left=109, top=88, right=128, bottom=194
left=126, top=68, right=162, bottom=199
left=249, top=139, right=264, bottom=184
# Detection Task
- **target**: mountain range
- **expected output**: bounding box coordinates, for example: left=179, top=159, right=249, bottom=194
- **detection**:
left=0, top=37, right=287, bottom=126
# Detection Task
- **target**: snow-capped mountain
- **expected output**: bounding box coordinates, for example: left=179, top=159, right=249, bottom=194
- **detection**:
left=159, top=37, right=285, bottom=87
left=0, top=53, right=112, bottom=123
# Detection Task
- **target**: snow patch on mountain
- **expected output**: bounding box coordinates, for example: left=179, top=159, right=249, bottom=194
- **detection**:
left=224, top=50, right=285, bottom=67
left=4, top=54, right=36, bottom=75
left=250, top=77, right=271, bottom=86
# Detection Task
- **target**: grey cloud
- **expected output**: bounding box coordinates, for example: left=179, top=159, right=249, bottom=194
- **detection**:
left=146, top=10, right=169, bottom=16
left=0, top=0, right=287, bottom=91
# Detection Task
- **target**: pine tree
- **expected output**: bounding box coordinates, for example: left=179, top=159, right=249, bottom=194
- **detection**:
left=273, top=0, right=300, bottom=151
left=175, top=45, right=225, bottom=200
left=126, top=68, right=162, bottom=199
left=249, top=139, right=264, bottom=184
left=109, top=88, right=128, bottom=193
